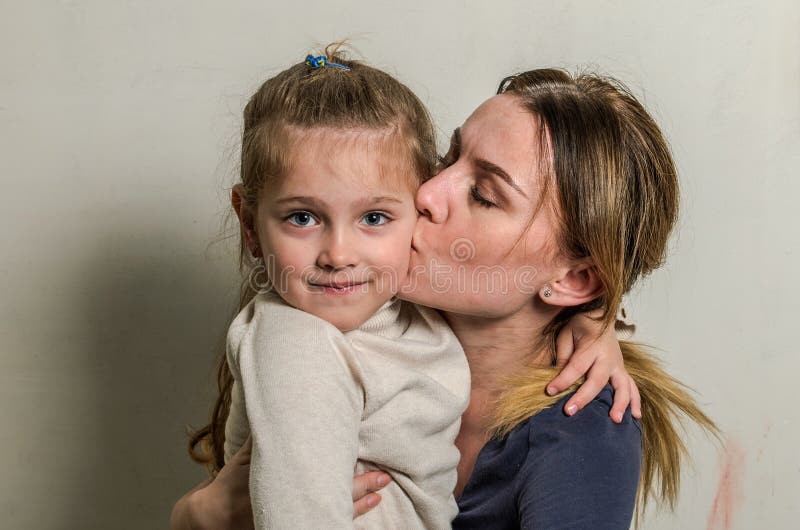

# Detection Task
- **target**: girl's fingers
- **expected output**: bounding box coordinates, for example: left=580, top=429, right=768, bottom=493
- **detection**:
left=547, top=348, right=593, bottom=396
left=353, top=493, right=382, bottom=518
left=554, top=326, right=575, bottom=367
left=562, top=366, right=606, bottom=416
left=630, top=379, right=642, bottom=419
left=608, top=371, right=632, bottom=424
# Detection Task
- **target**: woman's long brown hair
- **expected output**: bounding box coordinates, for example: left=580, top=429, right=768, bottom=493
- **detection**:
left=489, top=69, right=719, bottom=524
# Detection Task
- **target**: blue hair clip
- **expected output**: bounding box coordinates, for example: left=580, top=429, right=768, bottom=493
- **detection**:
left=305, top=54, right=350, bottom=70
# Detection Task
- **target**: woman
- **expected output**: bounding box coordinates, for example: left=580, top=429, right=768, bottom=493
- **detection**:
left=173, top=68, right=714, bottom=529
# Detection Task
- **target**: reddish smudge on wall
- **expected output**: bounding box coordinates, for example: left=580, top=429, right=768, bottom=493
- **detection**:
left=706, top=440, right=746, bottom=530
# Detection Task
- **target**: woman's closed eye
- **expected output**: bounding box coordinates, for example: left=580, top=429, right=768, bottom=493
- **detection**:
left=470, top=185, right=496, bottom=208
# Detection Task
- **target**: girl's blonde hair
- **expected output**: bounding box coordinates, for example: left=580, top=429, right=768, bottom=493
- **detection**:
left=488, top=69, right=718, bottom=523
left=188, top=43, right=437, bottom=471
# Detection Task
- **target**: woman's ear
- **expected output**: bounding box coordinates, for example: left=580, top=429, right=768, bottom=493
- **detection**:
left=231, top=184, right=261, bottom=257
left=541, top=260, right=604, bottom=307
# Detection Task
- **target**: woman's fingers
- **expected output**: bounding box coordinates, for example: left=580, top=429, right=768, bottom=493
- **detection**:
left=352, top=471, right=391, bottom=501
left=352, top=471, right=390, bottom=519
left=608, top=371, right=632, bottom=424
left=231, top=436, right=252, bottom=464
left=353, top=493, right=382, bottom=518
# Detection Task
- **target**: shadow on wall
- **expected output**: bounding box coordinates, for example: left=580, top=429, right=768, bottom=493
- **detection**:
left=70, top=227, right=238, bottom=529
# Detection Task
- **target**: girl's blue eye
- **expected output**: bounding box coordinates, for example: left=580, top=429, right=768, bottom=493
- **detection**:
left=362, top=211, right=389, bottom=226
left=287, top=212, right=318, bottom=227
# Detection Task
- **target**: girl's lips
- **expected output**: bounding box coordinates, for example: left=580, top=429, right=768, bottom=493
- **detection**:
left=308, top=281, right=367, bottom=295
left=311, top=283, right=366, bottom=296
left=310, top=281, right=366, bottom=289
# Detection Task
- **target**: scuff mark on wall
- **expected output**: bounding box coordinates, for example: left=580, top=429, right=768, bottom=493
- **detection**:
left=707, top=439, right=746, bottom=530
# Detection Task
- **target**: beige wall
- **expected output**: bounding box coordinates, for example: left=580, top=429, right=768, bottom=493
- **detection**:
left=1, top=1, right=797, bottom=528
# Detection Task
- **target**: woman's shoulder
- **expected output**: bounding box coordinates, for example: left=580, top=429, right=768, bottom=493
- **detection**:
left=455, top=387, right=641, bottom=529
left=530, top=385, right=641, bottom=436
left=483, top=386, right=642, bottom=482
left=510, top=386, right=642, bottom=528
left=521, top=385, right=642, bottom=460
left=514, top=385, right=641, bottom=494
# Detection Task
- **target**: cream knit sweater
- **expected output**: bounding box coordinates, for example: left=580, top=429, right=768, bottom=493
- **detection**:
left=224, top=291, right=471, bottom=529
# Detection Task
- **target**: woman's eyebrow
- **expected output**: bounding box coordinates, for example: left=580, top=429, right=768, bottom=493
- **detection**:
left=475, top=159, right=528, bottom=198
left=458, top=126, right=526, bottom=198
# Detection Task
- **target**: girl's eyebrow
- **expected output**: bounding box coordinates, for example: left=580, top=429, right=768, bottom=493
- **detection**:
left=352, top=196, right=405, bottom=208
left=273, top=195, right=404, bottom=208
left=274, top=196, right=328, bottom=208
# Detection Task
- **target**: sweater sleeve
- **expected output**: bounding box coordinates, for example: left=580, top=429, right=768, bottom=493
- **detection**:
left=516, top=397, right=642, bottom=530
left=223, top=375, right=250, bottom=462
left=228, top=298, right=363, bottom=530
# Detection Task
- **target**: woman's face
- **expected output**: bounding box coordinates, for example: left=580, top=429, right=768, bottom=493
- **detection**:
left=401, top=94, right=564, bottom=319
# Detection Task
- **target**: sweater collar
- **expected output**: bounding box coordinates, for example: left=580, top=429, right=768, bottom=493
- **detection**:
left=352, top=296, right=405, bottom=338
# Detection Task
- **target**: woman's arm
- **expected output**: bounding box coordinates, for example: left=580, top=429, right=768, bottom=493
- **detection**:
left=170, top=438, right=254, bottom=530
left=170, top=477, right=214, bottom=530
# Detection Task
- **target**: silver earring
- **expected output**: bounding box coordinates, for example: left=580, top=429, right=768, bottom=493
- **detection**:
left=543, top=286, right=552, bottom=298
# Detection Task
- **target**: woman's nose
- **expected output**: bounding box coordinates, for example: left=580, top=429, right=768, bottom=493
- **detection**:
left=415, top=172, right=450, bottom=224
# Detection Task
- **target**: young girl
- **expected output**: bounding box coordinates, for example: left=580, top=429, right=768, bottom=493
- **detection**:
left=186, top=46, right=634, bottom=530
left=223, top=49, right=468, bottom=530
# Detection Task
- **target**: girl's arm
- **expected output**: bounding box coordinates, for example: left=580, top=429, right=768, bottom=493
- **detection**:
left=235, top=313, right=363, bottom=529
left=546, top=309, right=642, bottom=423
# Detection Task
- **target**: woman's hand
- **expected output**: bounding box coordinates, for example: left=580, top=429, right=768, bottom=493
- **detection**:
left=546, top=311, right=642, bottom=423
left=352, top=470, right=391, bottom=517
left=170, top=437, right=391, bottom=529
left=170, top=437, right=255, bottom=530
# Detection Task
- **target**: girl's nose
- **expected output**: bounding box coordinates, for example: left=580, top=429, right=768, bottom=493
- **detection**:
left=316, top=230, right=359, bottom=270
left=415, top=171, right=450, bottom=224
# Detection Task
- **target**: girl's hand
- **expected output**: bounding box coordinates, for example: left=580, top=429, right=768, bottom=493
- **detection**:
left=546, top=311, right=642, bottom=423
left=170, top=437, right=391, bottom=529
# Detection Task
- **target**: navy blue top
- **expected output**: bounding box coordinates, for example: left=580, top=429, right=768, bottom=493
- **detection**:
left=453, top=386, right=641, bottom=530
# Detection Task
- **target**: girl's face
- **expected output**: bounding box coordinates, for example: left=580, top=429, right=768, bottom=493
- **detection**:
left=401, top=94, right=564, bottom=319
left=243, top=128, right=418, bottom=332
